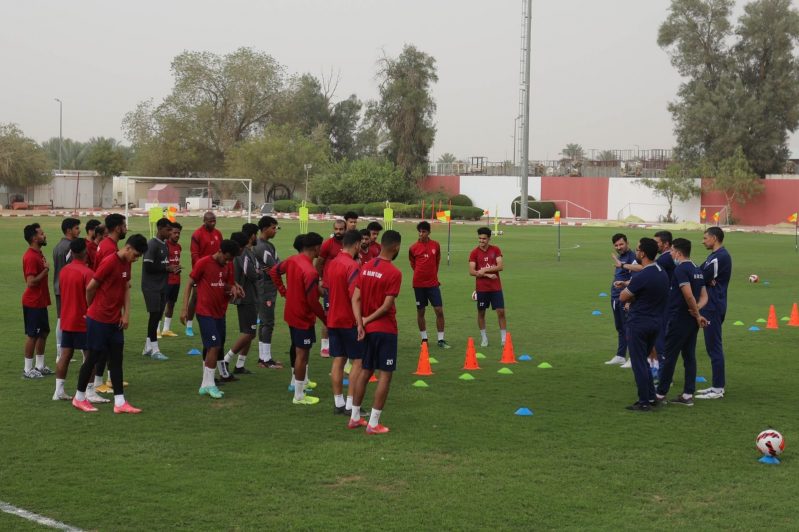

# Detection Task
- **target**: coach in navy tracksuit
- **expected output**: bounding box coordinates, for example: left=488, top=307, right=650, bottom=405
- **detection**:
left=653, top=231, right=676, bottom=366
left=606, top=233, right=637, bottom=366
left=655, top=238, right=708, bottom=406
left=619, top=238, right=669, bottom=411
left=697, top=227, right=732, bottom=400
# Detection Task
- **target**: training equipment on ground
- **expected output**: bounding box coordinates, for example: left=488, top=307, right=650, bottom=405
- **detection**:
left=475, top=352, right=486, bottom=359
left=497, top=367, right=514, bottom=375
left=500, top=333, right=517, bottom=364
left=696, top=376, right=707, bottom=383
left=518, top=354, right=532, bottom=361
left=537, top=362, right=553, bottom=369
left=368, top=374, right=378, bottom=383
left=766, top=305, right=779, bottom=329
left=756, top=430, right=785, bottom=458
left=789, top=303, right=799, bottom=326
left=428, top=357, right=439, bottom=364
left=598, top=292, right=608, bottom=297
left=412, top=380, right=429, bottom=388
left=733, top=320, right=745, bottom=326
left=187, top=348, right=201, bottom=356
left=748, top=326, right=760, bottom=331
left=463, top=337, right=481, bottom=370
left=471, top=291, right=477, bottom=301
left=591, top=310, right=602, bottom=316
left=458, top=373, right=475, bottom=381
left=515, top=408, right=534, bottom=416
left=413, top=342, right=434, bottom=376
left=748, top=274, right=759, bottom=283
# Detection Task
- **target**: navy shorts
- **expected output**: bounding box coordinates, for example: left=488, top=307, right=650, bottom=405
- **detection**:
left=476, top=290, right=505, bottom=310
left=197, top=314, right=226, bottom=349
left=363, top=332, right=398, bottom=372
left=328, top=327, right=363, bottom=359
left=236, top=304, right=258, bottom=335
left=165, top=283, right=181, bottom=303
left=86, top=317, right=124, bottom=351
left=414, top=286, right=443, bottom=308
left=289, top=326, right=316, bottom=349
left=61, top=330, right=87, bottom=350
left=22, top=306, right=50, bottom=338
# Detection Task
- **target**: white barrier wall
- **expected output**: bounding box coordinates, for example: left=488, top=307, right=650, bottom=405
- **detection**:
left=459, top=175, right=542, bottom=218
left=607, top=177, right=702, bottom=223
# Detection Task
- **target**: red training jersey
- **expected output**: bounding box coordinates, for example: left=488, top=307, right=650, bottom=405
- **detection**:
left=59, top=261, right=93, bottom=332
left=167, top=240, right=182, bottom=285
left=358, top=257, right=402, bottom=335
left=21, top=248, right=51, bottom=308
left=469, top=245, right=503, bottom=292
left=270, top=254, right=325, bottom=329
left=85, top=238, right=98, bottom=270
left=95, top=237, right=119, bottom=267
left=319, top=237, right=343, bottom=277
left=87, top=253, right=131, bottom=324
left=190, top=226, right=223, bottom=266
left=324, top=252, right=360, bottom=328
left=190, top=255, right=233, bottom=319
left=367, top=242, right=381, bottom=261
left=408, top=239, right=441, bottom=288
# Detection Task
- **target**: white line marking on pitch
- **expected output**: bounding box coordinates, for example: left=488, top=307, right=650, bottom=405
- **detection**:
left=0, top=501, right=84, bottom=531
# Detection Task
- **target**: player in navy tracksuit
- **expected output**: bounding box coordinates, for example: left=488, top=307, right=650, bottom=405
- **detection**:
left=606, top=233, right=637, bottom=366
left=655, top=238, right=708, bottom=406
left=619, top=238, right=669, bottom=411
left=696, top=227, right=732, bottom=400
left=652, top=231, right=676, bottom=368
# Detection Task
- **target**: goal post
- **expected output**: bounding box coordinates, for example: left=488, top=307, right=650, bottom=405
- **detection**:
left=121, top=176, right=253, bottom=223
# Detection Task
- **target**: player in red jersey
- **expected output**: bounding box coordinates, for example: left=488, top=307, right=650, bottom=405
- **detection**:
left=349, top=230, right=403, bottom=434
left=21, top=223, right=52, bottom=379
left=409, top=221, right=450, bottom=349
left=316, top=219, right=346, bottom=357
left=72, top=234, right=148, bottom=414
left=468, top=227, right=506, bottom=348
left=344, top=211, right=359, bottom=231
left=160, top=222, right=183, bottom=337
left=357, top=229, right=372, bottom=264
left=184, top=212, right=223, bottom=337
left=84, top=219, right=101, bottom=270
left=270, top=232, right=327, bottom=405
left=324, top=229, right=365, bottom=415
left=365, top=221, right=383, bottom=260
left=181, top=240, right=241, bottom=400
left=53, top=239, right=93, bottom=400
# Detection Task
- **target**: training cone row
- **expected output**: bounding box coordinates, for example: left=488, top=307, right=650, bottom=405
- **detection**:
left=413, top=341, right=434, bottom=376
left=500, top=332, right=517, bottom=364
left=463, top=337, right=481, bottom=370
left=790, top=303, right=799, bottom=327
left=767, top=305, right=779, bottom=329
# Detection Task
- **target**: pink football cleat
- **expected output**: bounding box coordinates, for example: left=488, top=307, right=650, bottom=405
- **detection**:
left=72, top=397, right=98, bottom=412
left=113, top=402, right=142, bottom=414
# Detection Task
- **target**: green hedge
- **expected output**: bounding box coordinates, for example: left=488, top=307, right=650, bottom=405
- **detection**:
left=449, top=194, right=473, bottom=207
left=328, top=203, right=366, bottom=216
left=511, top=199, right=557, bottom=218
left=450, top=206, right=485, bottom=220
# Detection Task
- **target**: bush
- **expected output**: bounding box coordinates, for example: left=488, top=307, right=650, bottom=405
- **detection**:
left=511, top=200, right=556, bottom=218
left=328, top=203, right=365, bottom=216
left=313, top=158, right=416, bottom=204
left=450, top=206, right=485, bottom=220
left=449, top=194, right=473, bottom=207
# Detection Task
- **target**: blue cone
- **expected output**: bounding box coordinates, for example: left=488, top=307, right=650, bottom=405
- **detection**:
left=187, top=348, right=201, bottom=356
left=696, top=376, right=707, bottom=383
left=518, top=354, right=532, bottom=361
left=592, top=310, right=602, bottom=316
left=599, top=292, right=608, bottom=297
left=343, top=378, right=349, bottom=386
left=748, top=326, right=760, bottom=332
left=759, top=455, right=780, bottom=464
left=515, top=407, right=534, bottom=416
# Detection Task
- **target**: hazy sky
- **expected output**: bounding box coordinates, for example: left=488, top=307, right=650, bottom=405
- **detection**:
left=2, top=0, right=798, bottom=162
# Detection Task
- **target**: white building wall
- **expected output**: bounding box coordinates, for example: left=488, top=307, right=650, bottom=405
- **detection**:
left=606, top=177, right=702, bottom=222
left=459, top=175, right=542, bottom=218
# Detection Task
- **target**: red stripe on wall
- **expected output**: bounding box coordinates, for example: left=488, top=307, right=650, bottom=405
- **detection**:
left=420, top=175, right=460, bottom=196
left=540, top=176, right=609, bottom=219
left=701, top=178, right=799, bottom=225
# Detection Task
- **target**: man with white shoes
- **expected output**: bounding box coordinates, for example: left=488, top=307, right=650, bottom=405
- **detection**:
left=21, top=223, right=53, bottom=379
left=141, top=218, right=176, bottom=361
left=468, top=227, right=506, bottom=348
left=607, top=233, right=636, bottom=368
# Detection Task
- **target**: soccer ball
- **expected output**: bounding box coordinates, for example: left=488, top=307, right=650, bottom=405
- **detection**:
left=471, top=291, right=477, bottom=301
left=756, top=429, right=785, bottom=457
left=748, top=274, right=759, bottom=283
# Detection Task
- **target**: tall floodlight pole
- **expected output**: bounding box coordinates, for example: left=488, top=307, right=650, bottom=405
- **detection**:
left=303, top=163, right=312, bottom=201
left=513, top=114, right=522, bottom=175
left=518, top=0, right=532, bottom=220
left=54, top=98, right=63, bottom=172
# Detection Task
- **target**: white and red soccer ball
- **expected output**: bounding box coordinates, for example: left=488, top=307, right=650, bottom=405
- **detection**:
left=756, top=430, right=785, bottom=457
left=748, top=274, right=759, bottom=283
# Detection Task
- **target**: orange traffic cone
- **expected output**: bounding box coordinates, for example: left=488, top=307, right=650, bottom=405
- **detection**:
left=413, top=342, right=434, bottom=375
left=766, top=305, right=779, bottom=329
left=789, top=303, right=799, bottom=327
left=463, top=337, right=481, bottom=370
left=369, top=373, right=378, bottom=383
left=500, top=332, right=517, bottom=364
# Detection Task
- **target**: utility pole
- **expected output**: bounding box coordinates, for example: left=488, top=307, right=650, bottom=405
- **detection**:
left=303, top=163, right=312, bottom=201
left=518, top=0, right=532, bottom=220
left=54, top=98, right=63, bottom=172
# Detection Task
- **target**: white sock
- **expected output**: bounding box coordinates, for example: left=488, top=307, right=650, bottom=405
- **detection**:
left=334, top=394, right=345, bottom=408
left=500, top=329, right=507, bottom=344
left=94, top=375, right=104, bottom=388
left=35, top=354, right=45, bottom=370
left=24, top=357, right=33, bottom=373
left=163, top=317, right=172, bottom=331
left=368, top=408, right=382, bottom=427
left=224, top=350, right=235, bottom=364
left=683, top=393, right=693, bottom=399
left=55, top=378, right=65, bottom=395
left=321, top=338, right=329, bottom=351
left=350, top=405, right=361, bottom=422
left=236, top=354, right=247, bottom=369
left=263, top=343, right=272, bottom=361
left=75, top=390, right=86, bottom=401
left=106, top=370, right=112, bottom=383
left=186, top=319, right=192, bottom=329
left=437, top=331, right=445, bottom=341
left=346, top=395, right=353, bottom=410
left=157, top=321, right=162, bottom=334
left=150, top=340, right=160, bottom=353
left=420, top=330, right=428, bottom=340
left=114, top=394, right=125, bottom=407
left=202, top=366, right=215, bottom=388
left=294, top=380, right=305, bottom=401
left=480, top=329, right=488, bottom=341
left=290, top=374, right=296, bottom=386
left=217, top=361, right=229, bottom=378
left=303, top=366, right=310, bottom=384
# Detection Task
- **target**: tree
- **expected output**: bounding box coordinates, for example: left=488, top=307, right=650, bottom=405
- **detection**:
left=659, top=0, right=799, bottom=176
left=329, top=95, right=362, bottom=161
left=375, top=45, right=438, bottom=177
left=637, top=162, right=701, bottom=222
left=41, top=138, right=91, bottom=170
left=86, top=137, right=127, bottom=202
left=597, top=150, right=616, bottom=162
left=561, top=143, right=584, bottom=161
left=703, top=146, right=764, bottom=222
left=312, top=158, right=416, bottom=204
left=276, top=73, right=332, bottom=135
left=0, top=123, right=51, bottom=187
left=437, top=153, right=457, bottom=164
left=225, top=124, right=330, bottom=200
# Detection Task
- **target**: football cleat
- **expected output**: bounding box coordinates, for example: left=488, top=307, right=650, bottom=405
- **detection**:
left=150, top=352, right=169, bottom=361
left=347, top=418, right=368, bottom=429
left=605, top=356, right=626, bottom=366
left=437, top=340, right=452, bottom=349
left=37, top=366, right=55, bottom=376
left=292, top=396, right=320, bottom=405
left=52, top=390, right=73, bottom=401
left=22, top=368, right=43, bottom=379
left=199, top=386, right=224, bottom=399
left=366, top=424, right=390, bottom=435
left=113, top=402, right=142, bottom=414
left=160, top=330, right=178, bottom=337
left=185, top=326, right=194, bottom=337
left=72, top=398, right=98, bottom=412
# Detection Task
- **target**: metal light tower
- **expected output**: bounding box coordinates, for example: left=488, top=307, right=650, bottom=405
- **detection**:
left=517, top=0, right=532, bottom=219
left=54, top=98, right=63, bottom=172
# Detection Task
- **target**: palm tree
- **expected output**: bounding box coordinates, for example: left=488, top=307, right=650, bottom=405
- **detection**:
left=561, top=143, right=584, bottom=161
left=437, top=152, right=457, bottom=164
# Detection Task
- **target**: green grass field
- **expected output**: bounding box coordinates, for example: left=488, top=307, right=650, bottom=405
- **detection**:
left=0, top=215, right=796, bottom=530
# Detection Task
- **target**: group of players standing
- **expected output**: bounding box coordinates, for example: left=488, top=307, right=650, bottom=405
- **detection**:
left=20, top=209, right=508, bottom=433
left=605, top=227, right=732, bottom=411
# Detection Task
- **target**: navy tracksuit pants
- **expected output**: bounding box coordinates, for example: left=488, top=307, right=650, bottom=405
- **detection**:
left=700, top=308, right=726, bottom=389
left=656, top=315, right=698, bottom=397
left=611, top=298, right=627, bottom=358
left=626, top=320, right=659, bottom=404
